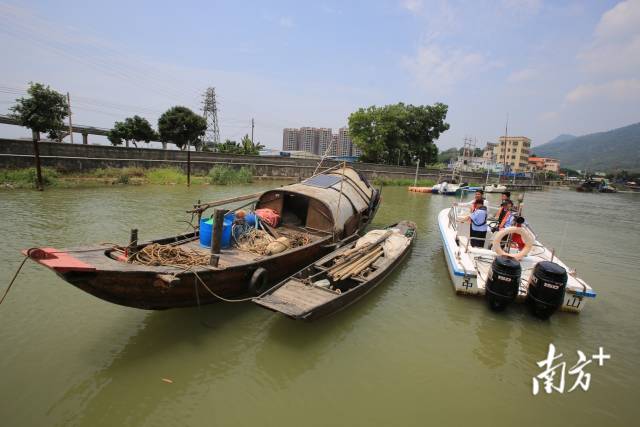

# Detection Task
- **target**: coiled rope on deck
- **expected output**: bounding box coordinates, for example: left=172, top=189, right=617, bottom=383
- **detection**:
left=131, top=243, right=211, bottom=267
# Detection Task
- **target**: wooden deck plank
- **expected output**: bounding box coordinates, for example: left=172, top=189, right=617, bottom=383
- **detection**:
left=257, top=279, right=338, bottom=316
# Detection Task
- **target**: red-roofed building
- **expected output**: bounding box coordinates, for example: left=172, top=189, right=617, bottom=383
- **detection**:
left=528, top=157, right=560, bottom=173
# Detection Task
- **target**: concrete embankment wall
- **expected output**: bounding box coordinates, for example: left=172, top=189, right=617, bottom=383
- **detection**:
left=0, top=138, right=487, bottom=182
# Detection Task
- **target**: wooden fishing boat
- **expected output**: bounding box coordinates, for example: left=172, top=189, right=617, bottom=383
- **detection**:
left=253, top=221, right=416, bottom=321
left=24, top=165, right=381, bottom=310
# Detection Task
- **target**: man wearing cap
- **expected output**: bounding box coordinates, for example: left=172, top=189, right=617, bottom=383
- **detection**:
left=455, top=189, right=490, bottom=213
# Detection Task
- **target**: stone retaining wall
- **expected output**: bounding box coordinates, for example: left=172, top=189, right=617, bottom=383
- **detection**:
left=0, top=138, right=488, bottom=182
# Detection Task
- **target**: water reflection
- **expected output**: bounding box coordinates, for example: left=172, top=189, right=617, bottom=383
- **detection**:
left=474, top=310, right=515, bottom=369
left=47, top=303, right=256, bottom=427
left=254, top=263, right=407, bottom=390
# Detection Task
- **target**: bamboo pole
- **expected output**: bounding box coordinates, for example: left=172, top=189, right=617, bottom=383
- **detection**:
left=333, top=247, right=383, bottom=280
left=187, top=192, right=263, bottom=214
left=330, top=245, right=383, bottom=277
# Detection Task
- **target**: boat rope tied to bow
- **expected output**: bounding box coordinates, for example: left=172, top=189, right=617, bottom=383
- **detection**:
left=2, top=245, right=122, bottom=306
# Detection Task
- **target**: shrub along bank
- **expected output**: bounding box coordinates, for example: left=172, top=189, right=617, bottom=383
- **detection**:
left=0, top=166, right=257, bottom=189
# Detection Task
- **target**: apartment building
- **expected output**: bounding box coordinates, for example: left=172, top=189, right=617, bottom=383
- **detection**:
left=494, top=136, right=531, bottom=172
left=282, top=126, right=360, bottom=158
left=337, top=127, right=352, bottom=157
left=282, top=128, right=299, bottom=151
left=298, top=127, right=318, bottom=154
left=318, top=128, right=334, bottom=156
left=482, top=142, right=497, bottom=161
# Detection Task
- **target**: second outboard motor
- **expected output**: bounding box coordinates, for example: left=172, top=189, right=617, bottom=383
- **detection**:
left=526, top=261, right=568, bottom=319
left=485, top=256, right=522, bottom=311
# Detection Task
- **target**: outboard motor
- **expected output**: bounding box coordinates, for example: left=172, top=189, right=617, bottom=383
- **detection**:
left=485, top=256, right=522, bottom=311
left=526, top=261, right=567, bottom=319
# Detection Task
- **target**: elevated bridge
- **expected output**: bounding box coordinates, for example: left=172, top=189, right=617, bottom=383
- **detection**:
left=0, top=114, right=109, bottom=144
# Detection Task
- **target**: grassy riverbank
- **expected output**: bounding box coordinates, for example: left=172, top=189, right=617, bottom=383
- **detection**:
left=0, top=166, right=257, bottom=189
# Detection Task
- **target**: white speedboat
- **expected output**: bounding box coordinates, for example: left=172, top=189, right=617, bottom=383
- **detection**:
left=437, top=204, right=596, bottom=317
left=484, top=183, right=507, bottom=193
left=431, top=182, right=445, bottom=194
left=438, top=182, right=460, bottom=196
left=432, top=179, right=461, bottom=196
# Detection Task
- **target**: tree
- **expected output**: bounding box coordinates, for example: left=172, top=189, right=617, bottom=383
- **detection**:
left=348, top=102, right=449, bottom=165
left=9, top=82, right=69, bottom=190
left=158, top=106, right=207, bottom=186
left=157, top=106, right=207, bottom=151
left=216, top=139, right=242, bottom=154
left=108, top=115, right=157, bottom=148
left=240, top=134, right=264, bottom=155
left=439, top=148, right=459, bottom=164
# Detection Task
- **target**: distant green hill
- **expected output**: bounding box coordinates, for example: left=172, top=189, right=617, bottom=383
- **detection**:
left=535, top=123, right=640, bottom=172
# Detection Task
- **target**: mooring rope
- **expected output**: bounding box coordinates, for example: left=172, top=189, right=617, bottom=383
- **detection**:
left=0, top=244, right=123, bottom=306
left=0, top=254, right=29, bottom=305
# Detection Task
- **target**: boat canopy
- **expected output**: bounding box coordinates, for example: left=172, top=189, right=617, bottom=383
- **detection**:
left=256, top=167, right=375, bottom=234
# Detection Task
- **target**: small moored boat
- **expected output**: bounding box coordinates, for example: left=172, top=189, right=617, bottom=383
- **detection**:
left=253, top=221, right=417, bottom=321
left=484, top=183, right=507, bottom=193
left=24, top=165, right=381, bottom=310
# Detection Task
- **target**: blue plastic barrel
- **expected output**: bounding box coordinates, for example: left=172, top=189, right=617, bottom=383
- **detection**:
left=199, top=218, right=213, bottom=247
left=245, top=213, right=256, bottom=226
left=199, top=213, right=235, bottom=248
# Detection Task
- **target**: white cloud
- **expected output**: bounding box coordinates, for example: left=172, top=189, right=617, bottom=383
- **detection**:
left=565, top=79, right=640, bottom=104
left=403, top=42, right=500, bottom=93
left=595, top=0, right=640, bottom=42
left=402, top=0, right=424, bottom=14
left=579, top=0, right=640, bottom=76
left=507, top=68, right=538, bottom=83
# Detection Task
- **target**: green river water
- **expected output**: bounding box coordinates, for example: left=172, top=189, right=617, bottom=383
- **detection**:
left=0, top=184, right=638, bottom=427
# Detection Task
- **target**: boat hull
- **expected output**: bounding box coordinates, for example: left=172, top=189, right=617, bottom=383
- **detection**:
left=56, top=237, right=334, bottom=310
left=437, top=208, right=593, bottom=314
left=254, top=222, right=417, bottom=321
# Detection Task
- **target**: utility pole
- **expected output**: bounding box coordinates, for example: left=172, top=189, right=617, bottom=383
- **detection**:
left=67, top=92, right=74, bottom=144
left=251, top=118, right=255, bottom=144
left=187, top=140, right=191, bottom=187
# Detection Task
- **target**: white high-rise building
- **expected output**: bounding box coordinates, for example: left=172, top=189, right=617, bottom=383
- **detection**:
left=282, top=128, right=299, bottom=151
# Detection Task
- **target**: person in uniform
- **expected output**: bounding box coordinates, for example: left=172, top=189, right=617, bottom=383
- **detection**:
left=459, top=198, right=488, bottom=248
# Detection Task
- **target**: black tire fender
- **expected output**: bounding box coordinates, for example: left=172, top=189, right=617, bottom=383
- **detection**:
left=249, top=267, right=269, bottom=296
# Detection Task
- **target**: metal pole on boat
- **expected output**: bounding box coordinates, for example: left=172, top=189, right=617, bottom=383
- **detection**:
left=334, top=162, right=347, bottom=240
left=414, top=159, right=420, bottom=186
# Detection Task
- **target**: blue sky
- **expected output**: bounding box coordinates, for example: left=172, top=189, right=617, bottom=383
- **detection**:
left=1, top=0, right=639, bottom=151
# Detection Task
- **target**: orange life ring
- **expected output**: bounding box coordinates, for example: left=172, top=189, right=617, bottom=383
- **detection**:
left=491, top=227, right=534, bottom=260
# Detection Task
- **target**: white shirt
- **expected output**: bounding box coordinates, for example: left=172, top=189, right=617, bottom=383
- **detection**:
left=457, top=198, right=490, bottom=213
